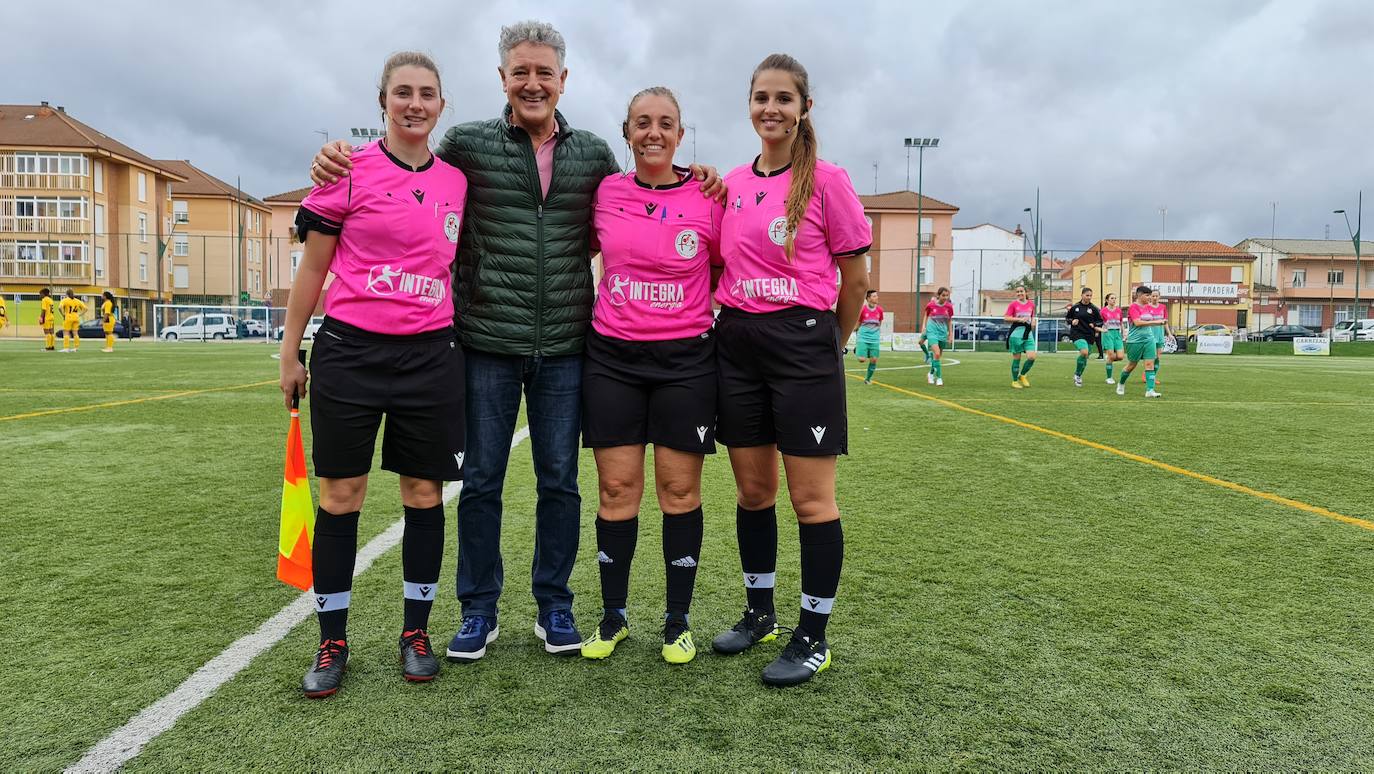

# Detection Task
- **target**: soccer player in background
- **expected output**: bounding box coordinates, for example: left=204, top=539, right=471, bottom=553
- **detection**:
left=0, top=291, right=8, bottom=335
left=711, top=54, right=870, bottom=686
left=38, top=288, right=55, bottom=351
left=1004, top=285, right=1037, bottom=388
left=58, top=289, right=86, bottom=352
left=923, top=287, right=953, bottom=386
left=100, top=291, right=116, bottom=352
left=577, top=87, right=723, bottom=666
left=1146, top=288, right=1170, bottom=386
left=279, top=52, right=468, bottom=698
left=1099, top=292, right=1126, bottom=384
left=1065, top=286, right=1103, bottom=387
left=1117, top=285, right=1162, bottom=398
left=856, top=290, right=883, bottom=384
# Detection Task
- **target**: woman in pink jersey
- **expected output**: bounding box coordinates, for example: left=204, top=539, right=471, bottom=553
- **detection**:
left=1099, top=292, right=1126, bottom=383
left=923, top=287, right=954, bottom=386
left=710, top=54, right=871, bottom=687
left=578, top=87, right=724, bottom=666
left=278, top=52, right=468, bottom=698
left=1004, top=285, right=1038, bottom=388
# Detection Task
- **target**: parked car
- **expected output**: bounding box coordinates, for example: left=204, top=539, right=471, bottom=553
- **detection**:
left=1187, top=324, right=1232, bottom=342
left=74, top=318, right=141, bottom=338
left=1039, top=319, right=1071, bottom=342
left=1331, top=318, right=1374, bottom=342
left=273, top=316, right=325, bottom=341
left=1255, top=324, right=1318, bottom=342
left=161, top=313, right=239, bottom=341
left=240, top=319, right=268, bottom=337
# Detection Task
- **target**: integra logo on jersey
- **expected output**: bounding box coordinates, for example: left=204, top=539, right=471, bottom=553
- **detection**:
left=606, top=273, right=684, bottom=309
left=366, top=264, right=447, bottom=305
left=731, top=276, right=799, bottom=304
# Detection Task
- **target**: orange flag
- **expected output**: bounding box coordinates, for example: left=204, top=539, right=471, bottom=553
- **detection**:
left=277, top=406, right=315, bottom=589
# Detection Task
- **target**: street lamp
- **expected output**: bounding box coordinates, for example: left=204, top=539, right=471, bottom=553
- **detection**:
left=904, top=138, right=939, bottom=329
left=1335, top=189, right=1363, bottom=323
left=1023, top=188, right=1043, bottom=319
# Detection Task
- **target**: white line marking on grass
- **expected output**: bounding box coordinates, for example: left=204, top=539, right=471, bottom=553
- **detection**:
left=67, top=425, right=531, bottom=774
left=844, top=359, right=960, bottom=373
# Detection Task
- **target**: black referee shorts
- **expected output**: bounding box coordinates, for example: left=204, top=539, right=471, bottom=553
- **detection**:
left=581, top=328, right=717, bottom=454
left=715, top=306, right=848, bottom=456
left=308, top=317, right=465, bottom=481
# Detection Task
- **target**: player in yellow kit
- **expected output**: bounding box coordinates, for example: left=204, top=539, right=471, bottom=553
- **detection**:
left=100, top=291, right=116, bottom=352
left=39, top=288, right=56, bottom=351
left=59, top=289, right=86, bottom=352
left=0, top=292, right=8, bottom=335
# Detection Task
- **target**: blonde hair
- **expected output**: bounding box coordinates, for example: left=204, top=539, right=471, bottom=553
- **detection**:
left=621, top=86, right=682, bottom=141
left=751, top=54, right=816, bottom=260
left=377, top=51, right=442, bottom=111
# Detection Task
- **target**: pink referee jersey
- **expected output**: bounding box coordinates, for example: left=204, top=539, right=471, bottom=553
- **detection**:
left=715, top=158, right=871, bottom=313
left=591, top=171, right=724, bottom=341
left=1004, top=299, right=1036, bottom=320
left=1101, top=306, right=1124, bottom=328
left=298, top=140, right=467, bottom=335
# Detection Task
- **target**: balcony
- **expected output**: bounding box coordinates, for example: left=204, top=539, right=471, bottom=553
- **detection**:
left=0, top=258, right=91, bottom=281
left=0, top=172, right=87, bottom=190
left=0, top=216, right=88, bottom=234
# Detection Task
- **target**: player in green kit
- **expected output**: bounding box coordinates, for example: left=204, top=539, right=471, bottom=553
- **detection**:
left=1117, top=285, right=1163, bottom=398
left=1146, top=288, right=1170, bottom=386
left=856, top=290, right=884, bottom=384
left=1099, top=292, right=1126, bottom=384
left=1003, top=285, right=1037, bottom=388
left=922, top=287, right=953, bottom=386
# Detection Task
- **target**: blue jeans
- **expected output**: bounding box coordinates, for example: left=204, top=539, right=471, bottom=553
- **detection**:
left=456, top=348, right=582, bottom=617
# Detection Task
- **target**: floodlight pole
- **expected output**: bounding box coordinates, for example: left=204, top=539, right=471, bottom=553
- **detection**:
left=904, top=138, right=939, bottom=333
left=1335, top=191, right=1362, bottom=323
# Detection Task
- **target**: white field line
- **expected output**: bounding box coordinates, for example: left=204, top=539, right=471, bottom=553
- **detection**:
left=843, top=359, right=960, bottom=374
left=66, top=425, right=531, bottom=774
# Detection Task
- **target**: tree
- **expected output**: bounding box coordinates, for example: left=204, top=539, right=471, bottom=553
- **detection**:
left=1004, top=273, right=1053, bottom=291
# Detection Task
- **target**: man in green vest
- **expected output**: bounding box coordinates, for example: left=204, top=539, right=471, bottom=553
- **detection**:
left=310, top=20, right=721, bottom=660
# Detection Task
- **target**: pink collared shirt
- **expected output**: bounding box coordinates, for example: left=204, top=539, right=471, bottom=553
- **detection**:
left=534, top=125, right=557, bottom=198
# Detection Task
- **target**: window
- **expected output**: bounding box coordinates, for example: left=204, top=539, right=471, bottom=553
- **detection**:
left=1106, top=267, right=1116, bottom=285
left=139, top=253, right=148, bottom=282
left=1079, top=270, right=1087, bottom=288
left=174, top=265, right=190, bottom=289
left=1186, top=265, right=1199, bottom=282
left=94, top=204, right=105, bottom=235
left=1296, top=304, right=1322, bottom=328
left=918, top=217, right=933, bottom=246
left=1186, top=309, right=1198, bottom=327
left=174, top=235, right=188, bottom=257
left=95, top=247, right=105, bottom=279
left=1231, top=265, right=1243, bottom=283
left=138, top=213, right=148, bottom=243
left=1139, top=265, right=1153, bottom=284
left=1292, top=269, right=1306, bottom=288
left=1328, top=270, right=1344, bottom=286
left=173, top=200, right=188, bottom=223
left=94, top=161, right=103, bottom=193
left=167, top=182, right=172, bottom=201
left=865, top=255, right=872, bottom=273
left=1334, top=305, right=1356, bottom=323
left=918, top=260, right=930, bottom=285
left=290, top=250, right=302, bottom=280
left=137, top=172, right=148, bottom=202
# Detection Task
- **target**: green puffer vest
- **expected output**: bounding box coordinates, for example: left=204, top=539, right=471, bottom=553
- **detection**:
left=436, top=107, right=618, bottom=356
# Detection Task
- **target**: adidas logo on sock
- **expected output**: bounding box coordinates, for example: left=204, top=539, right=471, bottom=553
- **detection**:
left=671, top=556, right=697, bottom=568
left=597, top=551, right=613, bottom=564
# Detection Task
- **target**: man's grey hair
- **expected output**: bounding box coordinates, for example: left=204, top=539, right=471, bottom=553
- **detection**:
left=498, top=20, right=567, bottom=70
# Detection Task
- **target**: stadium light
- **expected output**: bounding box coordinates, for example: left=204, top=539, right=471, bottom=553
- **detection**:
left=1335, top=191, right=1363, bottom=322
left=1023, top=192, right=1043, bottom=319
left=904, top=137, right=940, bottom=335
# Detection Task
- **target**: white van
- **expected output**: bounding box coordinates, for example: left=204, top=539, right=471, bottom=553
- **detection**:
left=1332, top=318, right=1374, bottom=342
left=161, top=313, right=239, bottom=341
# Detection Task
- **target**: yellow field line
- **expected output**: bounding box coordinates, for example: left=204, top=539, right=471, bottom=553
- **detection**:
left=0, top=380, right=275, bottom=422
left=0, top=387, right=189, bottom=394
left=859, top=376, right=1374, bottom=532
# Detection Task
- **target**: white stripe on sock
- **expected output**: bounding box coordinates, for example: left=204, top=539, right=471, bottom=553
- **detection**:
left=743, top=571, right=775, bottom=589
left=801, top=593, right=835, bottom=615
left=402, top=581, right=437, bottom=601
left=312, top=590, right=350, bottom=613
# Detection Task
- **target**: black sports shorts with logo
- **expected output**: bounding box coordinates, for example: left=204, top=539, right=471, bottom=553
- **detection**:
left=715, top=306, right=848, bottom=456
left=581, top=328, right=717, bottom=454
left=309, top=317, right=465, bottom=481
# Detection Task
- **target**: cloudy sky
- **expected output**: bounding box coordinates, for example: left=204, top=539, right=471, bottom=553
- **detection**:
left=7, top=0, right=1372, bottom=249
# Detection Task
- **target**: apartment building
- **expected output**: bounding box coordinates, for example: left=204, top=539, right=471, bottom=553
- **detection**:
left=0, top=102, right=186, bottom=333
left=1236, top=238, right=1373, bottom=330
left=262, top=185, right=311, bottom=308
left=861, top=191, right=960, bottom=331
left=156, top=160, right=272, bottom=306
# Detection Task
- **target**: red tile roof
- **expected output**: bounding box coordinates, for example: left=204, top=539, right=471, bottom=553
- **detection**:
left=263, top=186, right=312, bottom=203
left=861, top=191, right=959, bottom=212
left=156, top=160, right=267, bottom=208
left=1099, top=239, right=1250, bottom=257
left=0, top=103, right=186, bottom=180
